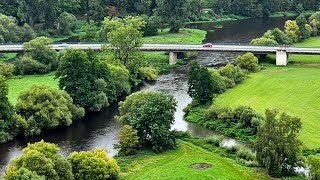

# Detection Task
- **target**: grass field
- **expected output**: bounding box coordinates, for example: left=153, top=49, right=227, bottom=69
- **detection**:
left=143, top=28, right=206, bottom=44
left=0, top=53, right=17, bottom=62
left=214, top=65, right=320, bottom=149
left=117, top=140, right=285, bottom=180
left=7, top=73, right=58, bottom=104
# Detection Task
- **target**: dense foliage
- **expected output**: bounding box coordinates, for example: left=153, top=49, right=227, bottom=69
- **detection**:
left=236, top=53, right=260, bottom=72
left=67, top=148, right=120, bottom=180
left=255, top=109, right=302, bottom=177
left=56, top=49, right=116, bottom=112
left=114, top=125, right=139, bottom=155
left=4, top=140, right=74, bottom=180
left=15, top=56, right=49, bottom=75
left=0, top=76, right=24, bottom=143
left=15, top=85, right=85, bottom=136
left=117, top=91, right=177, bottom=153
left=188, top=60, right=214, bottom=105
left=0, top=62, right=15, bottom=78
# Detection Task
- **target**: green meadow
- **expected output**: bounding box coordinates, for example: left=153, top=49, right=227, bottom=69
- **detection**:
left=215, top=65, right=320, bottom=149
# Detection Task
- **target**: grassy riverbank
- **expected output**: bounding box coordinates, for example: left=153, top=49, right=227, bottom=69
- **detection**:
left=116, top=140, right=285, bottom=180
left=0, top=53, right=17, bottom=62
left=214, top=65, right=320, bottom=149
left=270, top=10, right=315, bottom=18
left=143, top=28, right=206, bottom=44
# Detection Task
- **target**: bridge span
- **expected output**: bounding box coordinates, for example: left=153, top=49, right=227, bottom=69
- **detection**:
left=1, top=44, right=320, bottom=65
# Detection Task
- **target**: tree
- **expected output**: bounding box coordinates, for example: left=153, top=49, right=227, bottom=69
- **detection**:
left=284, top=20, right=299, bottom=43
left=0, top=76, right=25, bottom=143
left=0, top=62, right=15, bottom=78
left=80, top=20, right=98, bottom=42
left=255, top=109, right=302, bottom=177
left=236, top=52, right=260, bottom=72
left=23, top=37, right=58, bottom=71
left=155, top=0, right=188, bottom=33
left=263, top=28, right=291, bottom=45
left=307, top=155, right=320, bottom=180
left=114, top=125, right=139, bottom=155
left=56, top=49, right=116, bottom=111
left=4, top=140, right=74, bottom=180
left=117, top=91, right=177, bottom=153
left=250, top=37, right=279, bottom=46
left=141, top=15, right=161, bottom=36
left=218, top=64, right=246, bottom=85
left=16, top=85, right=85, bottom=136
left=296, top=3, right=304, bottom=14
left=309, top=12, right=320, bottom=36
left=187, top=60, right=215, bottom=105
left=109, top=64, right=131, bottom=97
left=67, top=148, right=120, bottom=180
left=55, top=12, right=78, bottom=35
left=15, top=56, right=49, bottom=75
left=296, top=13, right=311, bottom=40
left=208, top=68, right=227, bottom=94
left=104, top=16, right=146, bottom=66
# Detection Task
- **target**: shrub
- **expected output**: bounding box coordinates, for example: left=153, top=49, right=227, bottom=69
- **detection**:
left=55, top=12, right=77, bottom=35
left=236, top=148, right=256, bottom=161
left=114, top=125, right=139, bottom=156
left=205, top=105, right=234, bottom=122
left=234, top=106, right=262, bottom=129
left=263, top=28, right=291, bottom=45
left=236, top=53, right=260, bottom=72
left=0, top=62, right=15, bottom=78
left=307, top=155, right=320, bottom=180
left=171, top=130, right=192, bottom=139
left=205, top=136, right=224, bottom=146
left=16, top=85, right=85, bottom=136
left=139, top=66, right=158, bottom=81
left=4, top=140, right=73, bottom=180
left=250, top=37, right=279, bottom=46
left=15, top=56, right=48, bottom=75
left=226, top=145, right=241, bottom=154
left=67, top=148, right=120, bottom=180
left=218, top=64, right=246, bottom=85
left=208, top=68, right=227, bottom=94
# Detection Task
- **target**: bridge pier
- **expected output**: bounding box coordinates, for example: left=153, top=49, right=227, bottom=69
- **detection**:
left=276, top=49, right=288, bottom=66
left=169, top=52, right=177, bottom=65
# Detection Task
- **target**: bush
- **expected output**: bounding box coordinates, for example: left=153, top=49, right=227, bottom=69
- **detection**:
left=171, top=130, right=192, bottom=139
left=16, top=85, right=85, bottom=136
left=55, top=12, right=77, bottom=35
left=208, top=68, right=227, bottom=94
left=236, top=148, right=256, bottom=161
left=15, top=56, right=49, bottom=75
left=307, top=155, right=320, bottom=180
left=114, top=125, right=139, bottom=156
left=0, top=62, right=15, bottom=78
left=139, top=66, right=158, bottom=81
left=205, top=105, right=234, bottom=122
left=263, top=28, right=291, bottom=45
left=234, top=106, right=262, bottom=129
left=67, top=148, right=120, bottom=180
left=4, top=140, right=73, bottom=180
left=205, top=136, right=224, bottom=146
left=250, top=37, right=279, bottom=46
left=218, top=64, right=246, bottom=85
left=236, top=53, right=260, bottom=72
left=226, top=145, right=241, bottom=154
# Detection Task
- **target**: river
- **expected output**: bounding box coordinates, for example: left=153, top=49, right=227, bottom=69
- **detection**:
left=0, top=16, right=295, bottom=174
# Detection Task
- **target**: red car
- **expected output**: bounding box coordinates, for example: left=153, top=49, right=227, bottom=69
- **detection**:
left=203, top=43, right=213, bottom=47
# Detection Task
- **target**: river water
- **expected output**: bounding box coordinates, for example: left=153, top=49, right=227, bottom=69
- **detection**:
left=0, top=16, right=295, bottom=174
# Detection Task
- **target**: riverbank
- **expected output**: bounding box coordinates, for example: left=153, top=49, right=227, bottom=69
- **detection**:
left=0, top=53, right=17, bottom=62
left=116, top=140, right=282, bottom=180
left=185, top=15, right=248, bottom=25
left=270, top=10, right=315, bottom=18
left=214, top=65, right=320, bottom=149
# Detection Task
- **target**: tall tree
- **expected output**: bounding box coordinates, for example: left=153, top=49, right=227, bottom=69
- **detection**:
left=255, top=109, right=302, bottom=177
left=155, top=0, right=188, bottom=33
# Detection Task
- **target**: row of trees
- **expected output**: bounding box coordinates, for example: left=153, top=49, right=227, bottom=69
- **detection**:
left=252, top=12, right=320, bottom=46
left=3, top=140, right=120, bottom=180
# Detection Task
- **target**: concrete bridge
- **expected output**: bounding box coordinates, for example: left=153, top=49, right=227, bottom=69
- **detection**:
left=1, top=44, right=320, bottom=65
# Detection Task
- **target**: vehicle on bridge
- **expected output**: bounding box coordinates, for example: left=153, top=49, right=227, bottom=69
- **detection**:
left=58, top=43, right=69, bottom=47
left=203, top=43, right=213, bottom=47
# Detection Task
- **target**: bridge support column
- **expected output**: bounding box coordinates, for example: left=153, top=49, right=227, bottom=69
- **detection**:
left=276, top=50, right=288, bottom=66
left=169, top=52, right=177, bottom=65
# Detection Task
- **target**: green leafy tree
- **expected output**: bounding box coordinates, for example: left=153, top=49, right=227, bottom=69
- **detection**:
left=187, top=60, right=214, bottom=105
left=0, top=76, right=25, bottom=143
left=250, top=37, right=278, bottom=46
left=114, top=125, right=139, bottom=155
left=296, top=3, right=304, bottom=14
left=0, top=62, right=15, bottom=78
left=80, top=20, right=98, bottom=42
left=141, top=15, right=161, bottom=36
left=236, top=53, right=260, bottom=72
left=15, top=56, right=49, bottom=75
left=4, top=140, right=74, bottom=180
left=55, top=12, right=78, bottom=35
left=109, top=64, right=131, bottom=97
left=155, top=0, right=188, bottom=33
left=307, top=155, right=320, bottom=180
left=23, top=37, right=58, bottom=71
left=263, top=28, right=291, bottom=45
left=284, top=20, right=299, bottom=43
left=309, top=12, right=320, bottom=35
left=56, top=49, right=116, bottom=111
left=117, top=91, right=177, bottom=153
left=255, top=109, right=302, bottom=177
left=16, top=85, right=85, bottom=136
left=208, top=68, right=227, bottom=94
left=67, top=148, right=120, bottom=180
left=104, top=16, right=146, bottom=66
left=219, top=63, right=246, bottom=85
left=296, top=13, right=311, bottom=40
